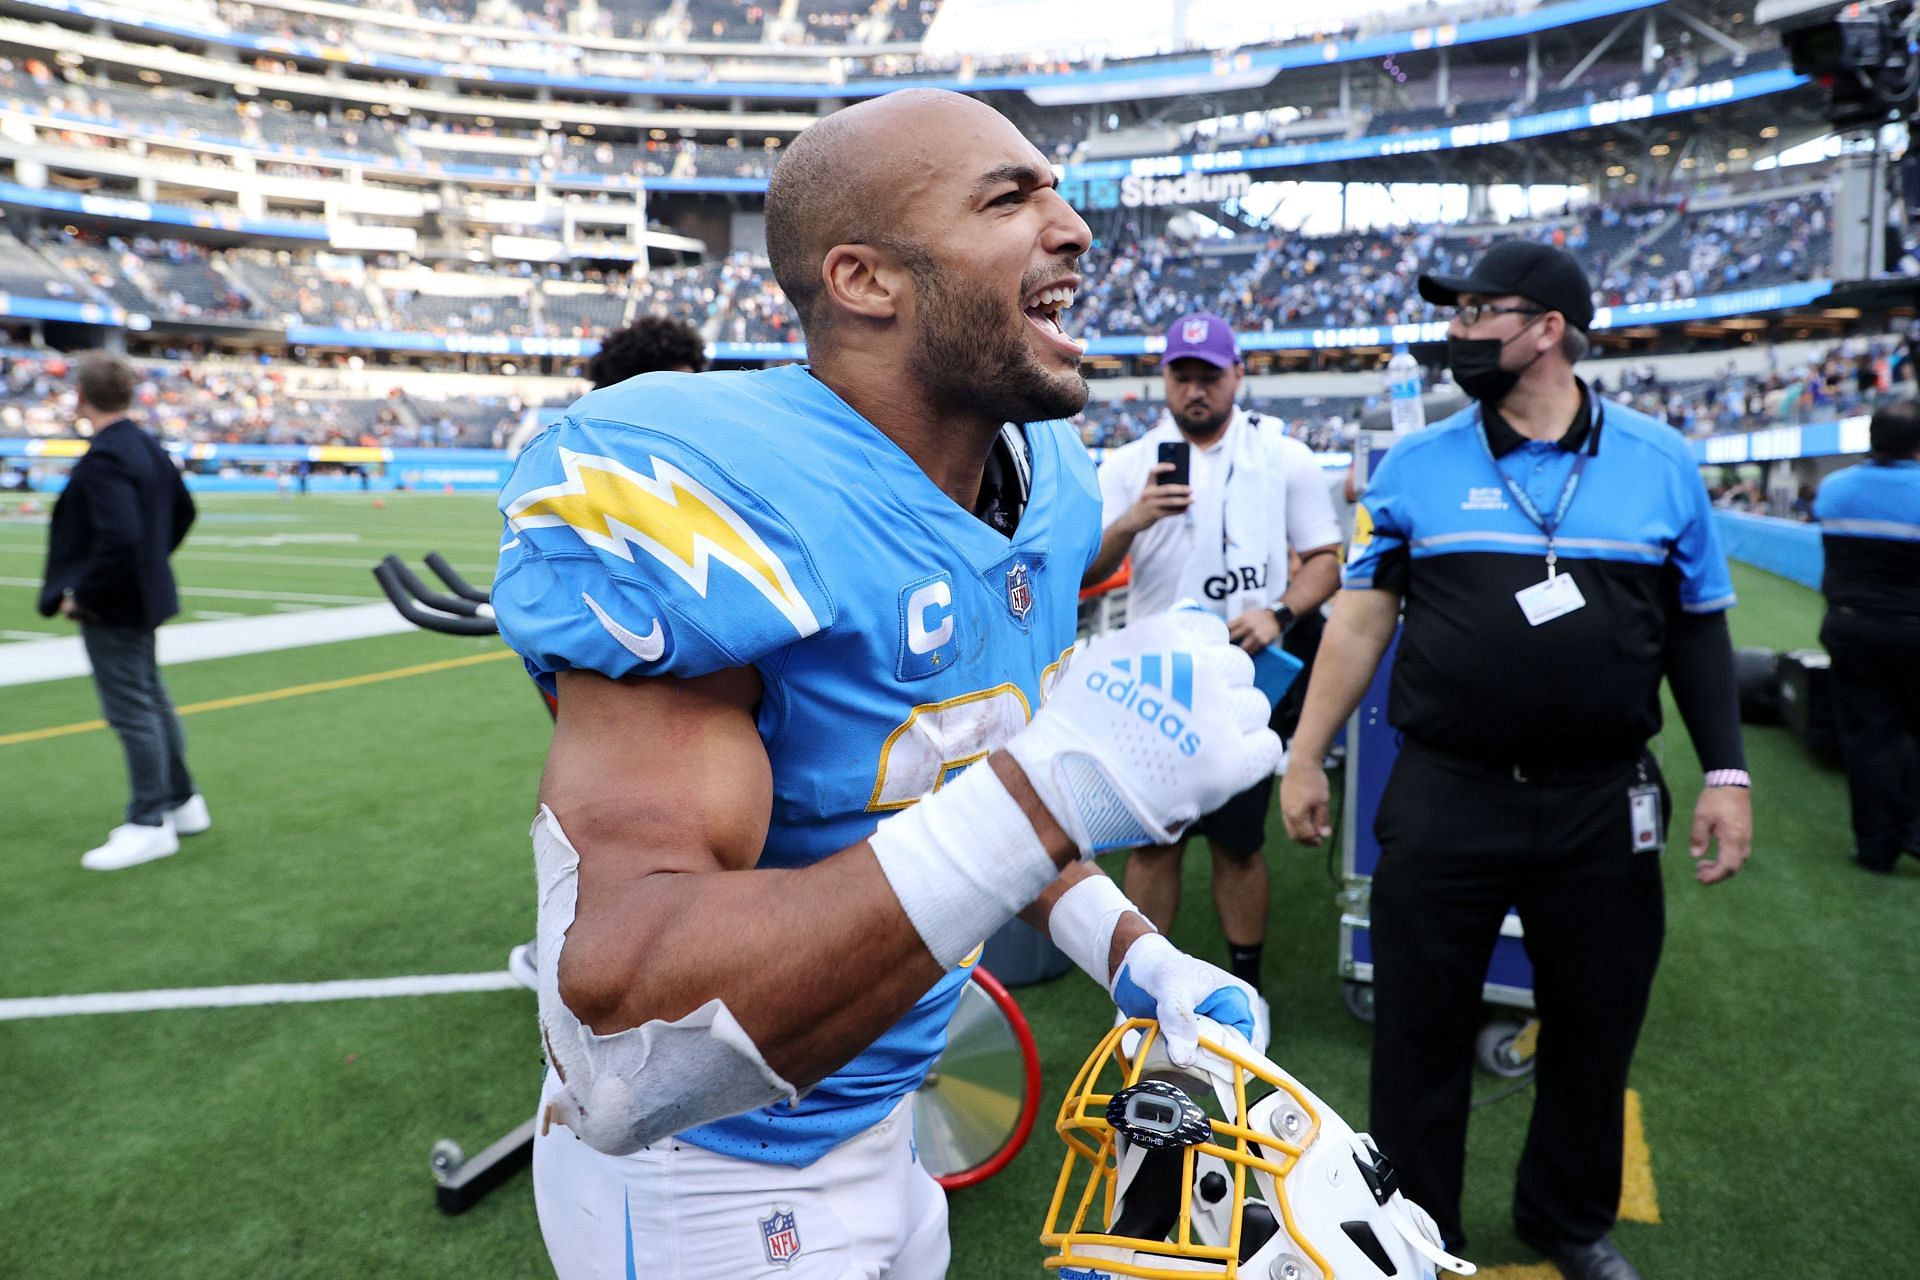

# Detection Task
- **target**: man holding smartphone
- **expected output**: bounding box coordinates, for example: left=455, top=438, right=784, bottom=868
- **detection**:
left=1082, top=312, right=1342, bottom=1017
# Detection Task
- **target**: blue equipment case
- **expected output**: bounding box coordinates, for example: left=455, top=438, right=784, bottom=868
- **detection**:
left=1337, top=629, right=1537, bottom=1016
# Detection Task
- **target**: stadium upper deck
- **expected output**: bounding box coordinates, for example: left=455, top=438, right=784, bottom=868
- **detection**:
left=0, top=0, right=1888, bottom=385
left=0, top=0, right=1661, bottom=91
left=0, top=183, right=1843, bottom=360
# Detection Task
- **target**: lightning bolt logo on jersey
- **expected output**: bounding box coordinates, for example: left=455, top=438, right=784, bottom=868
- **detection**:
left=492, top=365, right=1104, bottom=1167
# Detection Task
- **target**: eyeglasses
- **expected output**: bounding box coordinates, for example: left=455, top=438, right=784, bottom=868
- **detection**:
left=1453, top=303, right=1544, bottom=327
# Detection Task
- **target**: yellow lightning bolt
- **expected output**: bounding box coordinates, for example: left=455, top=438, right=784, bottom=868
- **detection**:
left=507, top=449, right=820, bottom=636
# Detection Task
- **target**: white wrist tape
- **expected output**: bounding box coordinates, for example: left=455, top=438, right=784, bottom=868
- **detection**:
left=868, top=757, right=1057, bottom=969
left=1046, top=873, right=1143, bottom=988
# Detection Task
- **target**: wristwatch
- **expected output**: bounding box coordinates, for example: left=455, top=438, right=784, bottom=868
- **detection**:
left=1269, top=604, right=1295, bottom=635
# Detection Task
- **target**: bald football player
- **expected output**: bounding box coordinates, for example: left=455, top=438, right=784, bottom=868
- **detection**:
left=495, top=90, right=1280, bottom=1279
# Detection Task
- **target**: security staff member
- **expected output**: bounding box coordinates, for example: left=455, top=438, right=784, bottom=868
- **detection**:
left=1812, top=401, right=1920, bottom=873
left=1085, top=312, right=1342, bottom=1008
left=1280, top=241, right=1752, bottom=1280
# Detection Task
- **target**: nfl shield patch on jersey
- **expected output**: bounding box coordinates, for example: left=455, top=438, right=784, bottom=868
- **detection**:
left=1002, top=554, right=1042, bottom=628
left=760, top=1206, right=802, bottom=1266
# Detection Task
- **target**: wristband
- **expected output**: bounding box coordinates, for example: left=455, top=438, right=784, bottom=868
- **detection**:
left=868, top=758, right=1056, bottom=970
left=1704, top=769, right=1751, bottom=789
left=1046, top=873, right=1143, bottom=987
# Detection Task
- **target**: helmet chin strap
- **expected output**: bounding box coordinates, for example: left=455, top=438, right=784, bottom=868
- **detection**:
left=1384, top=1197, right=1478, bottom=1276
left=1344, top=1131, right=1478, bottom=1276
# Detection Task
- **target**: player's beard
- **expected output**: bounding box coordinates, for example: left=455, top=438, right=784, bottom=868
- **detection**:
left=900, top=246, right=1088, bottom=425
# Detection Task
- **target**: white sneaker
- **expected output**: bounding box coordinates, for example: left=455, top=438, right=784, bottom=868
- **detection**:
left=82, top=820, right=179, bottom=871
left=169, top=794, right=211, bottom=836
left=506, top=941, right=538, bottom=991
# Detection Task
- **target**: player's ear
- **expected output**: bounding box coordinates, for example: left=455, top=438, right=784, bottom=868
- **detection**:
left=821, top=243, right=903, bottom=323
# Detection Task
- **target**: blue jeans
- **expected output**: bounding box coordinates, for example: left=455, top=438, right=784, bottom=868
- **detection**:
left=81, top=623, right=196, bottom=826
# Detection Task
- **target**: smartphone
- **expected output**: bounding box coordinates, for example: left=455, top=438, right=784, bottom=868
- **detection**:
left=1155, top=440, right=1191, bottom=488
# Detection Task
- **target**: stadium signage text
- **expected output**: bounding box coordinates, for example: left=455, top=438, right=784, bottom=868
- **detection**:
left=1119, top=172, right=1252, bottom=208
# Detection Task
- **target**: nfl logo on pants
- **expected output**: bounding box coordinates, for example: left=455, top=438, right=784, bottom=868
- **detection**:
left=760, top=1206, right=802, bottom=1266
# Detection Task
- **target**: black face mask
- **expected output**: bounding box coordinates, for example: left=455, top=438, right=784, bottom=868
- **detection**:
left=1447, top=316, right=1548, bottom=404
left=1446, top=337, right=1519, bottom=403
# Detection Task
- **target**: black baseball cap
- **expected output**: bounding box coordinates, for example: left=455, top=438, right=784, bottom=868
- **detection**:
left=1418, top=240, right=1595, bottom=333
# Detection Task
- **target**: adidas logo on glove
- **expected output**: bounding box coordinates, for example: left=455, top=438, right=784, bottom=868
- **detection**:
left=1084, top=652, right=1201, bottom=757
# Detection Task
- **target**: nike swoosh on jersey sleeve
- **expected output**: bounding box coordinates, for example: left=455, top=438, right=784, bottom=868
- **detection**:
left=582, top=591, right=667, bottom=663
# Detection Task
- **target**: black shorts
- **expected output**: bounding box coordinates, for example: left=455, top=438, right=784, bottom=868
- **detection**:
left=1192, top=772, right=1275, bottom=856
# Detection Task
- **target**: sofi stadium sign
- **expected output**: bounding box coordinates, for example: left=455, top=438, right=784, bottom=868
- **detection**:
left=1119, top=171, right=1252, bottom=208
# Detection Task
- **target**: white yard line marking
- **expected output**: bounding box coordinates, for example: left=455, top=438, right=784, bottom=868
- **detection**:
left=0, top=971, right=522, bottom=1020
left=189, top=610, right=248, bottom=620
left=0, top=545, right=494, bottom=572
left=181, top=533, right=363, bottom=548
left=1, top=628, right=57, bottom=640
left=0, top=603, right=426, bottom=687
left=0, top=577, right=381, bottom=605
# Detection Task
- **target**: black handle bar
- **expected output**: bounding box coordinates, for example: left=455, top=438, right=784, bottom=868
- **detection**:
left=426, top=552, right=492, bottom=604
left=372, top=559, right=500, bottom=637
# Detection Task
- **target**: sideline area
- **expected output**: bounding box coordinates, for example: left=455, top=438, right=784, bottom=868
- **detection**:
left=2, top=495, right=1913, bottom=1278
left=0, top=603, right=422, bottom=687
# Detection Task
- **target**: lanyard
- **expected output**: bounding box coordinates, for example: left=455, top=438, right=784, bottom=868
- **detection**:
left=1473, top=402, right=1596, bottom=578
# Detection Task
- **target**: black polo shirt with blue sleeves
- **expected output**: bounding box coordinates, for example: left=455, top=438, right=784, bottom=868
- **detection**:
left=1344, top=383, right=1736, bottom=767
left=1812, top=458, right=1920, bottom=618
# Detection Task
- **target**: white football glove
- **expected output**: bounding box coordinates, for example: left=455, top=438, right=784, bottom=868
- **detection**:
left=1004, top=608, right=1280, bottom=856
left=1110, top=932, right=1264, bottom=1067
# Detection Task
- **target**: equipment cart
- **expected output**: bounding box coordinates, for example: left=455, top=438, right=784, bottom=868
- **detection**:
left=1336, top=629, right=1539, bottom=1077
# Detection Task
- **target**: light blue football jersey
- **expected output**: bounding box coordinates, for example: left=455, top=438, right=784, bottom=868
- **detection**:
left=492, top=364, right=1103, bottom=1166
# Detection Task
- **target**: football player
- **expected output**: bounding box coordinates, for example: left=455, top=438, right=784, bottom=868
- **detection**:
left=493, top=89, right=1282, bottom=1280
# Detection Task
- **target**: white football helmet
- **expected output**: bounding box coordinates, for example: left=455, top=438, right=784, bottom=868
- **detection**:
left=1040, top=1018, right=1475, bottom=1280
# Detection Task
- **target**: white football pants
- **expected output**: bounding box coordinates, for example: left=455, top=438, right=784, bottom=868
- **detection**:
left=534, top=1071, right=950, bottom=1280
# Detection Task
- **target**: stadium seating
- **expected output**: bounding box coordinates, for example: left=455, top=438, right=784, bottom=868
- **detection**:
left=0, top=39, right=1788, bottom=196
left=0, top=184, right=1837, bottom=351
left=0, top=232, right=82, bottom=303
left=540, top=287, right=631, bottom=338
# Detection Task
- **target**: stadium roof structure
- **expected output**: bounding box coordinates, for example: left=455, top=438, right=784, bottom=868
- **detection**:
left=0, top=0, right=1684, bottom=101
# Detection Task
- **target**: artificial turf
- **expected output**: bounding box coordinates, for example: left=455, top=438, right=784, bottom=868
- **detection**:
left=1, top=492, right=1914, bottom=1278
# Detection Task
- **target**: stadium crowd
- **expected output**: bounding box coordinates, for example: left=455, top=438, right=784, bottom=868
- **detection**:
left=0, top=188, right=1834, bottom=348
left=2, top=327, right=1902, bottom=456
left=1597, top=336, right=1910, bottom=440
left=1070, top=190, right=1829, bottom=340
left=0, top=352, right=519, bottom=449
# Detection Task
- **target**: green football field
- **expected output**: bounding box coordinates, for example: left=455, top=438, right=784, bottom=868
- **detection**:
left=1, top=490, right=1916, bottom=1279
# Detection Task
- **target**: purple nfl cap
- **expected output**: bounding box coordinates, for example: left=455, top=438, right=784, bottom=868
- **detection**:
left=1160, top=312, right=1239, bottom=368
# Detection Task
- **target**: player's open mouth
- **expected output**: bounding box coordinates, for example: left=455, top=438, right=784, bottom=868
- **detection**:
left=1022, top=281, right=1085, bottom=357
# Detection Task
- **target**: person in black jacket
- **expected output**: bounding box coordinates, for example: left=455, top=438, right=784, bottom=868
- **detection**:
left=38, top=353, right=210, bottom=871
